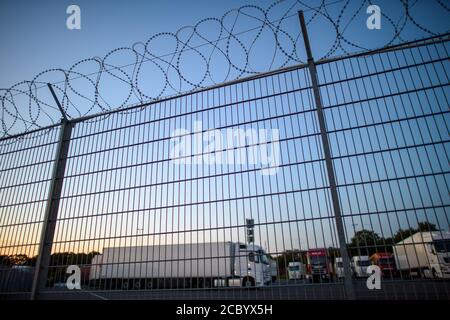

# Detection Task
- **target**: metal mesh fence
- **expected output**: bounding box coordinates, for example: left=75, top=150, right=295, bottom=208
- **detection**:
left=0, top=128, right=60, bottom=296
left=0, top=34, right=449, bottom=300
left=317, top=37, right=450, bottom=299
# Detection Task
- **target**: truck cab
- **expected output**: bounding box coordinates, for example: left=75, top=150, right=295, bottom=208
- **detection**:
left=306, top=248, right=333, bottom=282
left=334, top=257, right=344, bottom=279
left=351, top=256, right=371, bottom=278
left=370, top=252, right=397, bottom=277
left=288, top=261, right=306, bottom=280
left=234, top=243, right=271, bottom=287
left=393, top=231, right=450, bottom=279
left=428, top=236, right=450, bottom=278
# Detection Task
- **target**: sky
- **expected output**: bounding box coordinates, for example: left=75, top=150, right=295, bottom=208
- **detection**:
left=0, top=0, right=259, bottom=87
left=1, top=0, right=450, bottom=136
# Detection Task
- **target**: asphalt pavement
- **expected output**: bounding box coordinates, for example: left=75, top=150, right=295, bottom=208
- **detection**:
left=1, top=279, right=449, bottom=300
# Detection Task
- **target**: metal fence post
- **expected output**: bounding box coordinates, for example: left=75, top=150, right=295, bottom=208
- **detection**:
left=298, top=11, right=355, bottom=299
left=30, top=85, right=73, bottom=300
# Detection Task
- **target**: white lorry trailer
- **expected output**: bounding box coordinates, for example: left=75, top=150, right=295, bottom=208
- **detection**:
left=89, top=242, right=271, bottom=289
left=393, top=231, right=450, bottom=279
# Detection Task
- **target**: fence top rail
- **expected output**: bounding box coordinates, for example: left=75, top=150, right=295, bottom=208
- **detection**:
left=0, top=123, right=61, bottom=144
left=69, top=33, right=450, bottom=126
left=315, top=32, right=450, bottom=65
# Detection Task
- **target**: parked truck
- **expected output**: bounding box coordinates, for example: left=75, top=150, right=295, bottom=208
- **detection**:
left=89, top=242, right=271, bottom=289
left=370, top=252, right=397, bottom=277
left=288, top=261, right=306, bottom=280
left=351, top=256, right=371, bottom=278
left=393, top=231, right=450, bottom=279
left=269, top=258, right=278, bottom=282
left=306, top=248, right=333, bottom=282
left=334, top=257, right=344, bottom=279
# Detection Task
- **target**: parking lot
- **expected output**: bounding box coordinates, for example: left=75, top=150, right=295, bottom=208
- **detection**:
left=1, top=279, right=449, bottom=300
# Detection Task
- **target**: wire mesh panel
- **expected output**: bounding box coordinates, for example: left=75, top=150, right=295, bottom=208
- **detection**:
left=0, top=37, right=449, bottom=301
left=0, top=128, right=61, bottom=298
left=318, top=39, right=450, bottom=299
left=41, top=64, right=352, bottom=300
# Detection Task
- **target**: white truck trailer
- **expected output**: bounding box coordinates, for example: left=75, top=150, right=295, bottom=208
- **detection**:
left=89, top=242, right=271, bottom=289
left=393, top=231, right=450, bottom=279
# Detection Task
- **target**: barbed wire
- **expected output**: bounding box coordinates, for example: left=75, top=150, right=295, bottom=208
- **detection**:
left=1, top=0, right=449, bottom=140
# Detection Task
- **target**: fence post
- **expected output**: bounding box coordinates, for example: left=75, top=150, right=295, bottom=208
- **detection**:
left=30, top=85, right=74, bottom=300
left=298, top=11, right=355, bottom=299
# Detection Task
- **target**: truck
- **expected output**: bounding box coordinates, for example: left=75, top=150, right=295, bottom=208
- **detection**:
left=370, top=252, right=397, bottom=277
left=306, top=248, right=333, bottom=282
left=393, top=231, right=450, bottom=279
left=89, top=242, right=271, bottom=289
left=334, top=257, right=344, bottom=279
left=269, top=258, right=278, bottom=282
left=351, top=256, right=371, bottom=278
left=288, top=261, right=306, bottom=280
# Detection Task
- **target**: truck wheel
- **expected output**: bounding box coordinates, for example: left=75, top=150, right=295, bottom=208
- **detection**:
left=242, top=277, right=255, bottom=288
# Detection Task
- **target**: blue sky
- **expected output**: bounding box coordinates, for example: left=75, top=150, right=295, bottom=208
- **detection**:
left=1, top=0, right=449, bottom=125
left=0, top=0, right=258, bottom=87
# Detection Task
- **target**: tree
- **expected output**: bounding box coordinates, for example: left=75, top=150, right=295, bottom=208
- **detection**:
left=393, top=221, right=439, bottom=243
left=350, top=229, right=381, bottom=247
left=417, top=222, right=438, bottom=232
left=46, top=251, right=101, bottom=285
left=9, top=254, right=31, bottom=266
left=350, top=230, right=384, bottom=256
left=0, top=255, right=11, bottom=266
left=393, top=228, right=417, bottom=244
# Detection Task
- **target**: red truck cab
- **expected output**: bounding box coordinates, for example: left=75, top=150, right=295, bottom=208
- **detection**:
left=306, top=248, right=333, bottom=282
left=370, top=252, right=397, bottom=277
